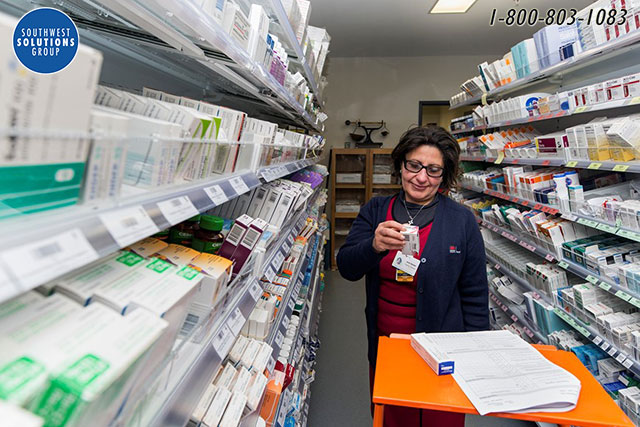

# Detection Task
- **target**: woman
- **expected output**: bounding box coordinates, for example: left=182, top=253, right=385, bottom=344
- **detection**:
left=337, top=125, right=489, bottom=427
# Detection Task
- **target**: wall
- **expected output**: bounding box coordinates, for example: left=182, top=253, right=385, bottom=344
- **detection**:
left=321, top=55, right=499, bottom=153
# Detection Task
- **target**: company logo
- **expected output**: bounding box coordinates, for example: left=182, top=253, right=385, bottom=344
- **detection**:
left=12, top=8, right=79, bottom=74
left=449, top=245, right=461, bottom=254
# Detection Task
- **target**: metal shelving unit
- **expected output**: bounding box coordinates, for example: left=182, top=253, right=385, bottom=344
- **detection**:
left=488, top=289, right=547, bottom=345
left=486, top=252, right=640, bottom=378
left=1, top=0, right=323, bottom=131
left=135, top=188, right=323, bottom=427
left=450, top=30, right=640, bottom=109
left=0, top=158, right=319, bottom=305
left=480, top=219, right=640, bottom=310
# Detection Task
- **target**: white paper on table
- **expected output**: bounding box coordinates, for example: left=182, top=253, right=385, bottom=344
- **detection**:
left=411, top=330, right=580, bottom=416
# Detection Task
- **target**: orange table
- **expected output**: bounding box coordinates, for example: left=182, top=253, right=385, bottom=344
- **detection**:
left=372, top=336, right=634, bottom=427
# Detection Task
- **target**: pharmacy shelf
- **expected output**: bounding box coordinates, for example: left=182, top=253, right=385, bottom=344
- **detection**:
left=263, top=234, right=317, bottom=375
left=141, top=189, right=321, bottom=427
left=454, top=97, right=640, bottom=135
left=488, top=289, right=547, bottom=345
left=480, top=219, right=640, bottom=311
left=140, top=0, right=323, bottom=132
left=462, top=181, right=640, bottom=242
left=451, top=124, right=488, bottom=135
left=267, top=0, right=324, bottom=106
left=334, top=212, right=359, bottom=219
left=372, top=184, right=402, bottom=189
left=450, top=30, right=640, bottom=109
left=0, top=157, right=318, bottom=306
left=460, top=152, right=640, bottom=172
left=4, top=0, right=323, bottom=132
left=486, top=252, right=640, bottom=377
left=335, top=184, right=366, bottom=189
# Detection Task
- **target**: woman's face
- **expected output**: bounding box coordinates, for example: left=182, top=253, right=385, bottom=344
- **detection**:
left=401, top=145, right=444, bottom=204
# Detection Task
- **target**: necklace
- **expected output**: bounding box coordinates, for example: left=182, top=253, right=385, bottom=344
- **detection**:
left=402, top=198, right=428, bottom=225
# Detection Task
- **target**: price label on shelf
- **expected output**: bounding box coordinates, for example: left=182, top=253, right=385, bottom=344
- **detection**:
left=578, top=218, right=599, bottom=228
left=288, top=235, right=295, bottom=245
left=585, top=275, right=599, bottom=284
left=265, top=267, right=276, bottom=283
left=249, top=280, right=262, bottom=301
left=616, top=290, right=632, bottom=301
left=596, top=223, right=618, bottom=234
left=283, top=242, right=290, bottom=253
left=534, top=204, right=542, bottom=210
left=545, top=254, right=555, bottom=262
left=607, top=347, right=617, bottom=356
left=541, top=160, right=551, bottom=166
left=267, top=356, right=276, bottom=374
left=565, top=161, right=578, bottom=167
left=226, top=308, right=246, bottom=335
left=0, top=229, right=99, bottom=289
left=593, top=336, right=602, bottom=345
left=629, top=298, right=640, bottom=309
left=494, top=152, right=504, bottom=165
left=601, top=342, right=610, bottom=351
left=204, top=185, right=227, bottom=206
left=481, top=93, right=488, bottom=105
left=630, top=96, right=640, bottom=105
left=613, top=164, right=630, bottom=172
left=273, top=252, right=285, bottom=269
left=561, top=213, right=578, bottom=221
left=557, top=261, right=569, bottom=269
left=100, top=205, right=159, bottom=247
left=288, top=297, right=295, bottom=311
left=511, top=314, right=517, bottom=322
left=617, top=229, right=640, bottom=242
left=623, top=359, right=635, bottom=369
left=494, top=263, right=501, bottom=270
left=520, top=200, right=529, bottom=206
left=577, top=326, right=590, bottom=337
left=574, top=106, right=588, bottom=114
left=599, top=282, right=612, bottom=291
left=282, top=316, right=289, bottom=330
left=511, top=159, right=519, bottom=164
left=616, top=353, right=628, bottom=364
left=229, top=176, right=250, bottom=195
left=212, top=325, right=234, bottom=358
left=587, top=162, right=602, bottom=170
left=275, top=330, right=285, bottom=348
left=157, top=196, right=199, bottom=226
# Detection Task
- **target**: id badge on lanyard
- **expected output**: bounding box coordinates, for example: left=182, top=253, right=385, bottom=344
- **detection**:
left=392, top=225, right=420, bottom=282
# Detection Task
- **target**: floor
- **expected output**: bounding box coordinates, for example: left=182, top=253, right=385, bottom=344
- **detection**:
left=306, top=271, right=537, bottom=427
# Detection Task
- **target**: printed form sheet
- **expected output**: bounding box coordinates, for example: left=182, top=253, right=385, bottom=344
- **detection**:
left=412, top=330, right=581, bottom=415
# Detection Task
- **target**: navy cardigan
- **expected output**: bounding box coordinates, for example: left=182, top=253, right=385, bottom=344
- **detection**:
left=337, top=193, right=489, bottom=366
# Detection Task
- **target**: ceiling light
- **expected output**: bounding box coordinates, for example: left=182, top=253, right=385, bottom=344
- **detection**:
left=429, top=0, right=477, bottom=14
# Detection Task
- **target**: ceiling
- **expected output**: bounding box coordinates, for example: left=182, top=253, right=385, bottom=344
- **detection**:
left=309, top=0, right=594, bottom=57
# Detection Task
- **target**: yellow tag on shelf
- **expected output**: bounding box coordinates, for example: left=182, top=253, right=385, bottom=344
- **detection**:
left=631, top=96, right=640, bottom=105
left=613, top=164, right=630, bottom=172
left=587, top=162, right=602, bottom=170
left=481, top=93, right=488, bottom=105
left=495, top=152, right=504, bottom=164
left=566, top=161, right=578, bottom=167
left=574, top=106, right=588, bottom=113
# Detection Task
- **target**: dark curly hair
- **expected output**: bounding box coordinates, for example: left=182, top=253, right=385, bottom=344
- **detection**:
left=391, top=125, right=461, bottom=191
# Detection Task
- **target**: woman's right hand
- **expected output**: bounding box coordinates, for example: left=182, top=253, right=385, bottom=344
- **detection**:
left=372, top=221, right=406, bottom=253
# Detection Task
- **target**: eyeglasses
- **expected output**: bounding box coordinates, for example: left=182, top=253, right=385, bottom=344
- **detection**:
left=403, top=159, right=444, bottom=178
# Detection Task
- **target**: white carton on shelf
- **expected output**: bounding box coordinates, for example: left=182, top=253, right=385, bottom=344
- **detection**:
left=336, top=173, right=362, bottom=184
left=0, top=291, right=43, bottom=318
left=221, top=1, right=250, bottom=50
left=247, top=5, right=270, bottom=63
left=84, top=107, right=129, bottom=203
left=31, top=306, right=167, bottom=427
left=219, top=392, right=248, bottom=427
left=202, top=387, right=232, bottom=427
left=53, top=251, right=146, bottom=306
left=0, top=401, right=43, bottom=427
